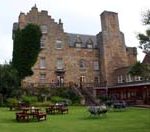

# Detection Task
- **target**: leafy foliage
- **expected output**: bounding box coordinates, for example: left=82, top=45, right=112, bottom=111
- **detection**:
left=12, top=24, right=42, bottom=79
left=7, top=98, right=19, bottom=107
left=21, top=95, right=38, bottom=105
left=50, top=96, right=64, bottom=103
left=0, top=63, right=20, bottom=102
left=129, top=61, right=150, bottom=80
left=138, top=10, right=150, bottom=54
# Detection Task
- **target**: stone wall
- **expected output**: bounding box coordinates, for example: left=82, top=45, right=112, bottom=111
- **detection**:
left=98, top=11, right=129, bottom=86
left=19, top=6, right=100, bottom=86
left=13, top=6, right=137, bottom=88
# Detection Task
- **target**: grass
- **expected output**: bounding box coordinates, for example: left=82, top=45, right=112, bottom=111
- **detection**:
left=0, top=106, right=149, bottom=132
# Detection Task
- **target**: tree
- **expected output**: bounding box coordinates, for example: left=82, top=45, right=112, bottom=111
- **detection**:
left=12, top=24, right=42, bottom=79
left=129, top=61, right=150, bottom=80
left=138, top=10, right=150, bottom=54
left=0, top=63, right=20, bottom=104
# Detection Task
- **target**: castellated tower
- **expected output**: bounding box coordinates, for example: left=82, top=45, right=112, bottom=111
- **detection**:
left=97, top=11, right=129, bottom=86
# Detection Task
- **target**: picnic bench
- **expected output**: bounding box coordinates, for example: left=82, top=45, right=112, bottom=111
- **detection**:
left=16, top=107, right=46, bottom=122
left=46, top=104, right=68, bottom=114
left=10, top=102, right=29, bottom=111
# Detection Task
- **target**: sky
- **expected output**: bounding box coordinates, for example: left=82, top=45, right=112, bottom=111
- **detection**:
left=0, top=0, right=150, bottom=64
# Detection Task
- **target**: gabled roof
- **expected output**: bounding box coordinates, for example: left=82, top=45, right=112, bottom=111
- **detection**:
left=66, top=33, right=97, bottom=48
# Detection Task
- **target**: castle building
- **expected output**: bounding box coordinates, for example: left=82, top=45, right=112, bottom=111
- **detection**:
left=13, top=6, right=150, bottom=104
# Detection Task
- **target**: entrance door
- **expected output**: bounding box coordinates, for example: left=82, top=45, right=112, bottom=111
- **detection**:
left=57, top=75, right=64, bottom=86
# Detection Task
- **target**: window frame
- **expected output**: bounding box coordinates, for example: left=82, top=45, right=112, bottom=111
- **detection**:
left=40, top=25, right=48, bottom=34
left=40, top=57, right=46, bottom=69
left=56, top=40, right=63, bottom=49
left=56, top=58, right=64, bottom=70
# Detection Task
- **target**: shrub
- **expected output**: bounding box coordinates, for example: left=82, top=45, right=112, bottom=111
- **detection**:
left=7, top=98, right=19, bottom=107
left=33, top=101, right=53, bottom=107
left=51, top=96, right=64, bottom=103
left=21, top=95, right=38, bottom=105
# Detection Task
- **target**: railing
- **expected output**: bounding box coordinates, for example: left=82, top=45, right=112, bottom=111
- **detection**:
left=22, top=82, right=107, bottom=89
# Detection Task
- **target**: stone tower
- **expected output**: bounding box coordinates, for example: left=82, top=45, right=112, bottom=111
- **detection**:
left=97, top=11, right=129, bottom=86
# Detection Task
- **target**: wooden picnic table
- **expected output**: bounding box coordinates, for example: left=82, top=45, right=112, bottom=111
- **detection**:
left=16, top=107, right=46, bottom=122
left=46, top=104, right=68, bottom=114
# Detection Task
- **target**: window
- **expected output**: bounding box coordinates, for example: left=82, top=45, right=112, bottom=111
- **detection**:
left=56, top=40, right=63, bottom=49
left=40, top=25, right=48, bottom=34
left=118, top=75, right=123, bottom=83
left=56, top=58, right=64, bottom=70
left=126, top=74, right=132, bottom=82
left=93, top=61, right=99, bottom=70
left=40, top=36, right=46, bottom=48
left=76, top=43, right=81, bottom=48
left=40, top=73, right=46, bottom=83
left=87, top=44, right=93, bottom=49
left=40, top=57, right=46, bottom=69
left=75, top=35, right=82, bottom=48
left=79, top=59, right=86, bottom=69
left=134, top=76, right=141, bottom=81
left=86, top=38, right=93, bottom=49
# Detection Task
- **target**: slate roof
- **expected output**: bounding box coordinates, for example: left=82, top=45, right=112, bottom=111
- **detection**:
left=66, top=33, right=97, bottom=48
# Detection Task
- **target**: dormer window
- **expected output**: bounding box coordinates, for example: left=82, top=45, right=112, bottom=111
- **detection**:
left=87, top=44, right=93, bottom=49
left=86, top=39, right=93, bottom=49
left=75, top=35, right=82, bottom=48
left=76, top=43, right=81, bottom=48
left=40, top=25, right=48, bottom=34
left=56, top=40, right=63, bottom=49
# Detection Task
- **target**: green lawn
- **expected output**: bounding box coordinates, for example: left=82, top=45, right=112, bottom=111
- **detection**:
left=0, top=106, right=149, bottom=132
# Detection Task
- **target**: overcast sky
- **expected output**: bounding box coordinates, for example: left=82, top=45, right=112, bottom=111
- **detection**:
left=0, top=0, right=150, bottom=64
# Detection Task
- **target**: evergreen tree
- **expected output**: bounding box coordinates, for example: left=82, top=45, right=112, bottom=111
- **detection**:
left=12, top=24, right=42, bottom=79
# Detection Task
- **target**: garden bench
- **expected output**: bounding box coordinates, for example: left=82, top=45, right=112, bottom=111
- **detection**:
left=35, top=112, right=47, bottom=121
left=57, top=105, right=68, bottom=114
left=16, top=107, right=47, bottom=122
left=16, top=112, right=29, bottom=122
left=46, top=104, right=68, bottom=114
